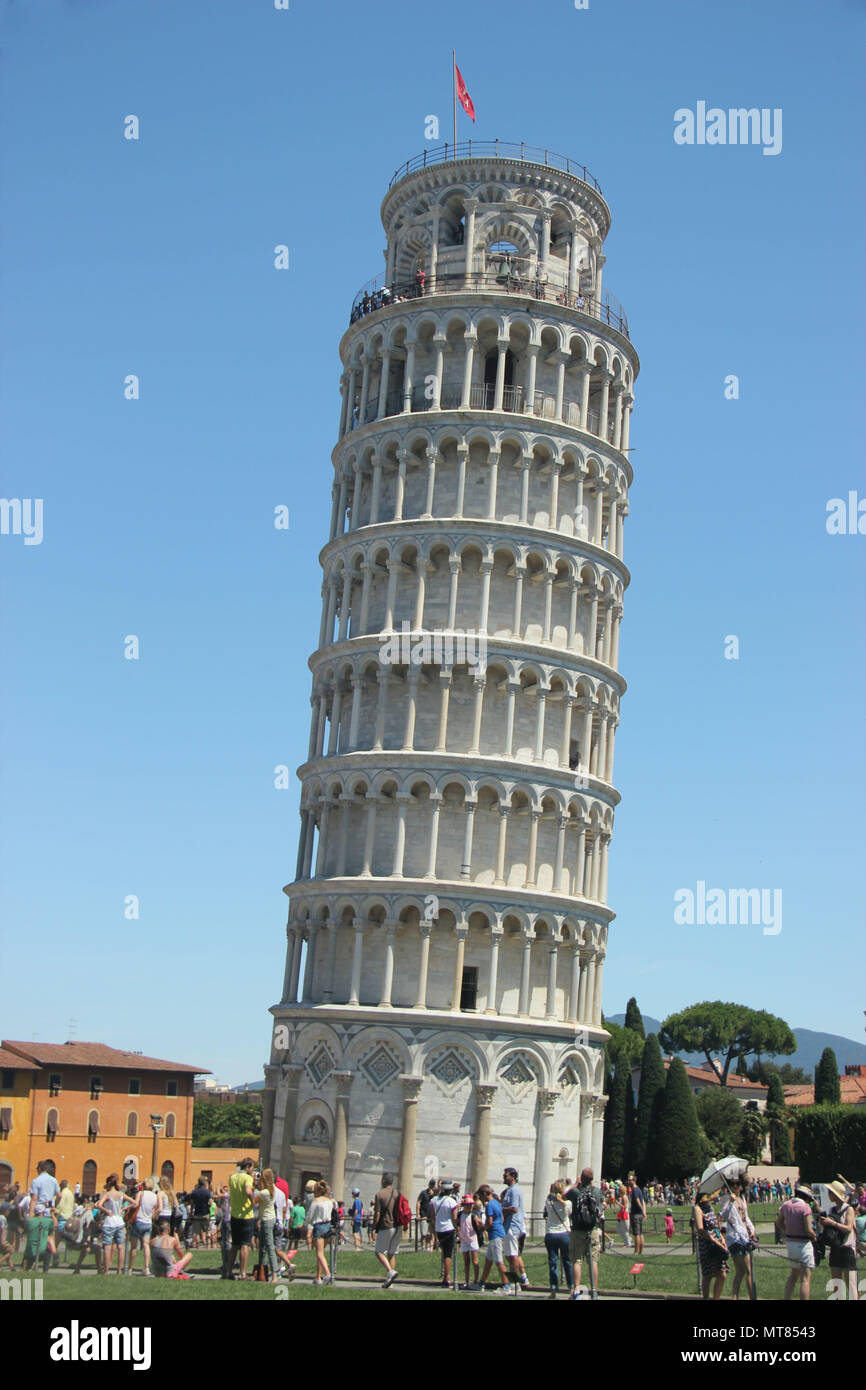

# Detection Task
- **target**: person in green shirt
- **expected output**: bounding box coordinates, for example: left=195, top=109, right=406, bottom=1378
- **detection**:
left=223, top=1158, right=255, bottom=1280
left=22, top=1203, right=57, bottom=1272
left=290, top=1199, right=306, bottom=1249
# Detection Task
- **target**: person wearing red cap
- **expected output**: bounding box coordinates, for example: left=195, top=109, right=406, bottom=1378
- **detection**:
left=458, top=1194, right=480, bottom=1289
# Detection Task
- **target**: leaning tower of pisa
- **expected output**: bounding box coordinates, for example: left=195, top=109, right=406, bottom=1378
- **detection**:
left=260, top=143, right=638, bottom=1212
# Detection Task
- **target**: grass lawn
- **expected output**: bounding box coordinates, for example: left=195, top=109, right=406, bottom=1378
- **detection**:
left=37, top=1232, right=833, bottom=1300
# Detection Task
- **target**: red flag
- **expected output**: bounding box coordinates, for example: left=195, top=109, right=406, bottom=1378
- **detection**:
left=455, top=62, right=475, bottom=122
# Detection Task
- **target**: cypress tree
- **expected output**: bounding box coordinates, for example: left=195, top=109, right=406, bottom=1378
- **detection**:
left=632, top=1033, right=666, bottom=1182
left=736, top=1051, right=749, bottom=1077
left=814, top=1048, right=841, bottom=1105
left=602, top=1061, right=629, bottom=1179
left=656, top=1055, right=702, bottom=1180
left=766, top=1071, right=792, bottom=1163
left=624, top=1070, right=636, bottom=1173
left=624, top=996, right=645, bottom=1038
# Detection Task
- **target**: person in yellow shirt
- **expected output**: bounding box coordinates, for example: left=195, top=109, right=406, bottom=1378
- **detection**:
left=54, top=1181, right=76, bottom=1267
left=223, top=1158, right=255, bottom=1280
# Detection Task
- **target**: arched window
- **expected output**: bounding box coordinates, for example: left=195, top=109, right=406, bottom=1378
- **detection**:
left=126, top=1112, right=138, bottom=1137
left=160, top=1159, right=174, bottom=1185
left=82, top=1159, right=97, bottom=1196
left=87, top=1110, right=99, bottom=1142
left=46, top=1109, right=59, bottom=1143
left=0, top=1162, right=12, bottom=1195
left=164, top=1112, right=176, bottom=1139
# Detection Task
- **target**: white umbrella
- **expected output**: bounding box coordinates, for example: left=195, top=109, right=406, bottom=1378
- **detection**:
left=699, top=1155, right=749, bottom=1196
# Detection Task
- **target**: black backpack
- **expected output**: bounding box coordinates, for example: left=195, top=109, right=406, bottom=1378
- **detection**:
left=570, top=1186, right=601, bottom=1232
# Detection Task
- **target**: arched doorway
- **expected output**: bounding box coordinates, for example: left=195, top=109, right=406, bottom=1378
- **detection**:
left=82, top=1159, right=97, bottom=1196
left=0, top=1163, right=12, bottom=1195
left=160, top=1159, right=175, bottom=1185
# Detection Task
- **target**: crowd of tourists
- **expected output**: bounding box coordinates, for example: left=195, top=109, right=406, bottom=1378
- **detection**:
left=3, top=1157, right=862, bottom=1299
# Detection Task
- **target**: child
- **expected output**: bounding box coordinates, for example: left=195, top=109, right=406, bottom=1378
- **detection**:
left=458, top=1194, right=480, bottom=1289
left=665, top=1207, right=675, bottom=1244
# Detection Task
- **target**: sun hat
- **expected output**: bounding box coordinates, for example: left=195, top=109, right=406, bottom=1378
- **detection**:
left=826, top=1180, right=848, bottom=1204
left=794, top=1182, right=814, bottom=1201
left=462, top=1194, right=474, bottom=1207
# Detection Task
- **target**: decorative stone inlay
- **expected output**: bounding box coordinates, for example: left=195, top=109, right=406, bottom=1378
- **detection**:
left=500, top=1054, right=537, bottom=1089
left=358, top=1042, right=401, bottom=1091
left=305, top=1041, right=337, bottom=1087
left=559, top=1061, right=581, bottom=1089
left=430, top=1048, right=472, bottom=1089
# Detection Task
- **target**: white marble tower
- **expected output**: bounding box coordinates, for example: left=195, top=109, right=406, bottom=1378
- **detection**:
left=260, top=143, right=638, bottom=1212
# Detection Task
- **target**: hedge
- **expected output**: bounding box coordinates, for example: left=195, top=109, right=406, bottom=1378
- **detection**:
left=793, top=1105, right=866, bottom=1181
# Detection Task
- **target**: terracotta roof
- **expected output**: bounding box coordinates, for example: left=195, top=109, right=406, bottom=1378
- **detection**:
left=1, top=1041, right=208, bottom=1075
left=652, top=1058, right=768, bottom=1093
left=0, top=1046, right=39, bottom=1070
left=784, top=1076, right=866, bottom=1108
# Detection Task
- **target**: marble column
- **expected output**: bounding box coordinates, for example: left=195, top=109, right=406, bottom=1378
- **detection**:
left=348, top=920, right=365, bottom=1006
left=278, top=1063, right=305, bottom=1182
left=534, top=1088, right=561, bottom=1208
left=471, top=1083, right=498, bottom=1191
left=518, top=932, right=533, bottom=1016
left=330, top=1071, right=354, bottom=1196
left=485, top=929, right=503, bottom=1014
left=415, top=923, right=432, bottom=1008
left=590, top=1096, right=608, bottom=1177
left=398, top=1076, right=423, bottom=1198
left=379, top=921, right=397, bottom=1006
left=451, top=925, right=468, bottom=1010
left=578, top=1093, right=594, bottom=1171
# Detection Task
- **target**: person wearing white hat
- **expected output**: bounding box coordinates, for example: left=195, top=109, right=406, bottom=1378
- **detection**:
left=819, top=1180, right=859, bottom=1301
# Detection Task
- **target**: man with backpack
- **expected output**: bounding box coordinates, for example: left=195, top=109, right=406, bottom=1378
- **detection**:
left=565, top=1167, right=604, bottom=1300
left=372, top=1171, right=410, bottom=1289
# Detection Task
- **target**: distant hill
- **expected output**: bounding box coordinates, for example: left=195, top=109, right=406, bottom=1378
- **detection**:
left=607, top=1016, right=866, bottom=1075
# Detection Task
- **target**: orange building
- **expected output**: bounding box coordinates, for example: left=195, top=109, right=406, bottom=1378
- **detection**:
left=0, top=1041, right=207, bottom=1196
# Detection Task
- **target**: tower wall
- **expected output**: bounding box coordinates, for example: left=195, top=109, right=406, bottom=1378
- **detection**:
left=262, top=148, right=639, bottom=1213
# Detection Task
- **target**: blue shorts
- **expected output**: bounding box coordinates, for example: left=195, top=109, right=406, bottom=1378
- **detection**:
left=352, top=1221, right=362, bottom=1233
left=313, top=1221, right=332, bottom=1240
left=102, top=1226, right=125, bottom=1246
left=132, top=1222, right=152, bottom=1241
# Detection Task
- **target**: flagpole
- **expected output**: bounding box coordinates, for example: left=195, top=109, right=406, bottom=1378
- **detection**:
left=452, top=49, right=457, bottom=159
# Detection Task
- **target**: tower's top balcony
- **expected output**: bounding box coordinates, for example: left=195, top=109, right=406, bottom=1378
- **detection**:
left=387, top=141, right=603, bottom=194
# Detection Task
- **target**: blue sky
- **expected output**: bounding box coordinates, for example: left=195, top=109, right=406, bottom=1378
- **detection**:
left=2, top=0, right=864, bottom=1084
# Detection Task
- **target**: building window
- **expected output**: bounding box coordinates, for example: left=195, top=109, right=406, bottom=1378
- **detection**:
left=165, top=1079, right=178, bottom=1098
left=89, top=1075, right=103, bottom=1100
left=126, top=1112, right=138, bottom=1137
left=0, top=1107, right=12, bottom=1139
left=128, top=1078, right=141, bottom=1096
left=164, top=1112, right=176, bottom=1139
left=49, top=1073, right=62, bottom=1097
left=460, top=966, right=478, bottom=1011
left=160, top=1159, right=174, bottom=1185
left=87, top=1110, right=100, bottom=1142
left=0, top=1163, right=12, bottom=1193
left=0, top=1070, right=14, bottom=1091
left=46, top=1108, right=59, bottom=1142
left=82, top=1159, right=97, bottom=1196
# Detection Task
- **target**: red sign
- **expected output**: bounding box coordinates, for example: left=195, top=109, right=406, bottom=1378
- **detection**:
left=629, top=1263, right=645, bottom=1274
